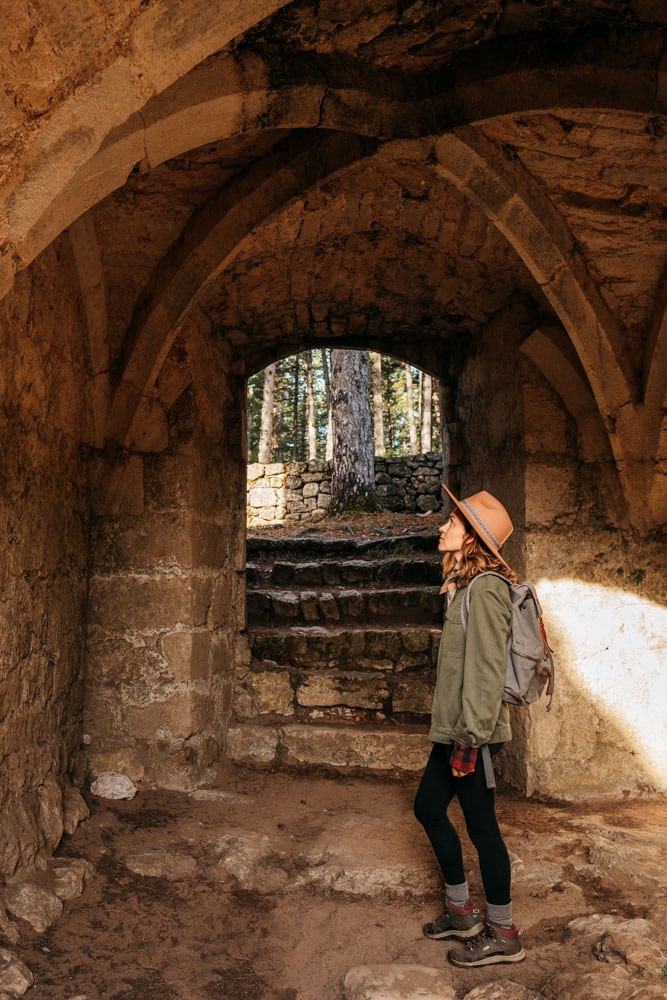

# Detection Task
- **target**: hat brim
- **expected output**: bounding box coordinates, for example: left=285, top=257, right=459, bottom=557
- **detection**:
left=441, top=482, right=512, bottom=571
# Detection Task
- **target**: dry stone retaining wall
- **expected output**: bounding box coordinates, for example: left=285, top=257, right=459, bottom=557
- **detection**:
left=247, top=454, right=444, bottom=526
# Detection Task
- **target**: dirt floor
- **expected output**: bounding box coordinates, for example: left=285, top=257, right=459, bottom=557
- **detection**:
left=13, top=511, right=666, bottom=999
left=16, top=762, right=667, bottom=1000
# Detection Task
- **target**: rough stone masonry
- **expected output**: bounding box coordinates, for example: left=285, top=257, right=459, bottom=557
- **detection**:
left=0, top=1, right=665, bottom=888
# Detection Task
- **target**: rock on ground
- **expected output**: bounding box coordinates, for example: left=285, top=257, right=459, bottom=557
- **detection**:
left=343, top=964, right=457, bottom=1000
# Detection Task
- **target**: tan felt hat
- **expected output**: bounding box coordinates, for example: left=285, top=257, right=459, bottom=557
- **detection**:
left=441, top=484, right=513, bottom=570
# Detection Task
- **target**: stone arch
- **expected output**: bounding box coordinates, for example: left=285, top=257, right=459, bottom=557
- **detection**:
left=103, top=131, right=377, bottom=454
left=432, top=127, right=663, bottom=530
left=67, top=214, right=110, bottom=447
left=0, top=0, right=292, bottom=299
left=520, top=324, right=627, bottom=525
left=2, top=26, right=663, bottom=298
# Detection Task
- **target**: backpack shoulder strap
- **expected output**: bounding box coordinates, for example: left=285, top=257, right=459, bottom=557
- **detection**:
left=460, top=571, right=511, bottom=633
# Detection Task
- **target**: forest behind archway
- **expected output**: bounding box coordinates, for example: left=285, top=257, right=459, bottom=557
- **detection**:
left=247, top=350, right=444, bottom=464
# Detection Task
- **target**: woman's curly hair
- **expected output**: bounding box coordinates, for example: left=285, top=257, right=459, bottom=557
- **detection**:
left=442, top=513, right=519, bottom=587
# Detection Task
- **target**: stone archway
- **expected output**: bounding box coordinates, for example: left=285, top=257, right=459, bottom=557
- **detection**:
left=1, top=4, right=666, bottom=874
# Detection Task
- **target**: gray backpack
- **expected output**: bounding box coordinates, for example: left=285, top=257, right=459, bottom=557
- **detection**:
left=461, top=571, right=555, bottom=710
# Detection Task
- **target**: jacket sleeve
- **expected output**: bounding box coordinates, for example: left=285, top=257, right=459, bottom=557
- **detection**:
left=452, top=576, right=511, bottom=748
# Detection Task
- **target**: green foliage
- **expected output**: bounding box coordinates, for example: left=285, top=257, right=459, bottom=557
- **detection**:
left=247, top=350, right=440, bottom=463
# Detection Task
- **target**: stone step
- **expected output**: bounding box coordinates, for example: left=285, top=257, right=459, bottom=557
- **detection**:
left=247, top=532, right=438, bottom=562
left=248, top=625, right=440, bottom=672
left=246, top=556, right=442, bottom=589
left=235, top=662, right=434, bottom=720
left=226, top=720, right=431, bottom=773
left=246, top=586, right=442, bottom=626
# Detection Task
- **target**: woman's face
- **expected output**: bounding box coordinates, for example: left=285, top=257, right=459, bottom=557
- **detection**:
left=438, top=510, right=471, bottom=559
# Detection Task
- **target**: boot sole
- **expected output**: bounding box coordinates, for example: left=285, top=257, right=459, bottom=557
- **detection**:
left=424, top=922, right=485, bottom=940
left=448, top=947, right=526, bottom=967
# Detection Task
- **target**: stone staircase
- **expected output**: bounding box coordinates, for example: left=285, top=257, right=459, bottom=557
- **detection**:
left=227, top=531, right=443, bottom=773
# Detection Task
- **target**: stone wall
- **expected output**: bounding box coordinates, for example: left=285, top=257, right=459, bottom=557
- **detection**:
left=247, top=454, right=444, bottom=526
left=453, top=305, right=667, bottom=798
left=0, top=242, right=90, bottom=875
left=85, top=329, right=247, bottom=791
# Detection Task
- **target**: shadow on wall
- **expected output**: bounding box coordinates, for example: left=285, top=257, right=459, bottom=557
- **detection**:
left=524, top=578, right=666, bottom=797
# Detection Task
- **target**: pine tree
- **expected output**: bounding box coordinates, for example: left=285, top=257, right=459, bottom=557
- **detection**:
left=330, top=349, right=381, bottom=511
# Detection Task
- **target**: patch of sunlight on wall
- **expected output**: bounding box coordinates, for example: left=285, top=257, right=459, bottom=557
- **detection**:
left=537, top=578, right=667, bottom=791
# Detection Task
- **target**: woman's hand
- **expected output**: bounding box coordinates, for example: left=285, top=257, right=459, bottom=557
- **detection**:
left=449, top=742, right=478, bottom=777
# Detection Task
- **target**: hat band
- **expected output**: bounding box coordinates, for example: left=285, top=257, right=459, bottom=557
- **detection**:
left=460, top=499, right=501, bottom=549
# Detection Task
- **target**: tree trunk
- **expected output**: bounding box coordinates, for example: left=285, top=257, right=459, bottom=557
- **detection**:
left=257, top=362, right=276, bottom=464
left=321, top=349, right=333, bottom=461
left=330, top=349, right=380, bottom=510
left=370, top=352, right=385, bottom=456
left=437, top=378, right=450, bottom=470
left=405, top=364, right=418, bottom=453
left=420, top=371, right=432, bottom=453
left=292, top=354, right=301, bottom=460
left=306, top=351, right=317, bottom=460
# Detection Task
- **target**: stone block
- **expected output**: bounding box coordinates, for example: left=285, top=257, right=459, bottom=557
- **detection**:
left=393, top=683, right=432, bottom=714
left=3, top=883, right=63, bottom=933
left=319, top=593, right=341, bottom=622
left=89, top=573, right=210, bottom=630
left=226, top=725, right=279, bottom=764
left=303, top=482, right=319, bottom=497
left=364, top=630, right=401, bottom=661
left=248, top=487, right=277, bottom=508
left=337, top=590, right=365, bottom=618
left=343, top=965, right=456, bottom=1000
left=246, top=463, right=264, bottom=482
left=246, top=668, right=294, bottom=715
left=300, top=593, right=321, bottom=622
left=161, top=630, right=211, bottom=681
left=272, top=592, right=300, bottom=619
left=297, top=673, right=389, bottom=710
left=396, top=653, right=431, bottom=673
left=125, top=692, right=213, bottom=741
left=280, top=725, right=430, bottom=771
left=401, top=629, right=433, bottom=653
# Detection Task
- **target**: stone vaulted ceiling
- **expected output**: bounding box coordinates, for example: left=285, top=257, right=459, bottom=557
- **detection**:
left=0, top=0, right=666, bottom=528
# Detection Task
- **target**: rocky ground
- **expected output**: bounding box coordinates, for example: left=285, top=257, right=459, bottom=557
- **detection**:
left=1, top=761, right=666, bottom=1000
left=1, top=512, right=665, bottom=1000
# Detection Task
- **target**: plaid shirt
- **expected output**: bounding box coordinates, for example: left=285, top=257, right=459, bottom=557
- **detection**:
left=450, top=741, right=478, bottom=775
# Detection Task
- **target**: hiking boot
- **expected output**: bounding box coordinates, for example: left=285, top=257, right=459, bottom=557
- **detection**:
left=423, top=900, right=484, bottom=940
left=447, top=921, right=525, bottom=967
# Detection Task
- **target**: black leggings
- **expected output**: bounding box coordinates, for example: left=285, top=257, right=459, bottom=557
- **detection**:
left=413, top=742, right=511, bottom=905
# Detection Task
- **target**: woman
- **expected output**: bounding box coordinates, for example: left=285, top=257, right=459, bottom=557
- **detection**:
left=413, top=486, right=525, bottom=967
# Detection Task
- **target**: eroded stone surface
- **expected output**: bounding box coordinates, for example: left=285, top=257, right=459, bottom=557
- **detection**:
left=124, top=851, right=198, bottom=881
left=2, top=884, right=63, bottom=934
left=90, top=773, right=137, bottom=801
left=343, top=964, right=456, bottom=1000
left=0, top=947, right=33, bottom=997
left=49, top=858, right=96, bottom=901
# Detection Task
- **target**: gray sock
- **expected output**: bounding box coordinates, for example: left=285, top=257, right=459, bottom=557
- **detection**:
left=486, top=901, right=512, bottom=928
left=445, top=881, right=469, bottom=907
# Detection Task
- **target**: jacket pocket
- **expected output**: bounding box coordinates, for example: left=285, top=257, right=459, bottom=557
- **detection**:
left=445, top=604, right=461, bottom=625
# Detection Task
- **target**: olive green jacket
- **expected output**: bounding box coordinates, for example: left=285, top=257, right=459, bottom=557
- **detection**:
left=429, top=573, right=512, bottom=748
